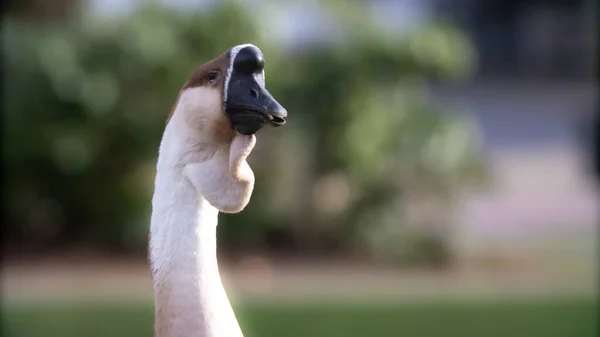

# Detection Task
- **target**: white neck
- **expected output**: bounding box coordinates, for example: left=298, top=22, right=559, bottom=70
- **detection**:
left=149, top=112, right=250, bottom=337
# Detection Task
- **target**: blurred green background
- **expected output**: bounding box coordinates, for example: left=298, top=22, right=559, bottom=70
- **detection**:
left=2, top=0, right=598, bottom=336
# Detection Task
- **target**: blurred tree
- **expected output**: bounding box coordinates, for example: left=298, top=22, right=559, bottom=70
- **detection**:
left=2, top=1, right=263, bottom=252
left=3, top=0, right=485, bottom=267
left=243, top=2, right=485, bottom=266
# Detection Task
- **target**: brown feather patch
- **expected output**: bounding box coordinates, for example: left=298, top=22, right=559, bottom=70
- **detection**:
left=166, top=49, right=231, bottom=124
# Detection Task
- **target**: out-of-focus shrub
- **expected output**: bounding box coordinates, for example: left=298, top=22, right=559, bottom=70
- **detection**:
left=237, top=4, right=485, bottom=266
left=3, top=1, right=485, bottom=267
left=2, top=2, right=264, bottom=251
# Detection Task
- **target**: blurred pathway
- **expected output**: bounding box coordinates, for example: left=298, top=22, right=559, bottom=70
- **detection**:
left=2, top=256, right=595, bottom=304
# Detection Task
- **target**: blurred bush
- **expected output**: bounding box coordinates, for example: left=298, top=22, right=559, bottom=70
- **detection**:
left=3, top=1, right=485, bottom=266
left=2, top=1, right=262, bottom=251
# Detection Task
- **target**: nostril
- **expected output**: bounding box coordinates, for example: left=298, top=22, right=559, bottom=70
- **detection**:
left=249, top=88, right=259, bottom=99
left=272, top=116, right=286, bottom=124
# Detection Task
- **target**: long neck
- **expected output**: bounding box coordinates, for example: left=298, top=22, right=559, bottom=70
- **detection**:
left=149, top=126, right=244, bottom=337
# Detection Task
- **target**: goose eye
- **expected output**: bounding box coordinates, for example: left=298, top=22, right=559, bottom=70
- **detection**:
left=207, top=71, right=219, bottom=84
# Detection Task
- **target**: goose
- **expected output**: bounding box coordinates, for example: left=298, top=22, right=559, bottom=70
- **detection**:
left=149, top=44, right=287, bottom=337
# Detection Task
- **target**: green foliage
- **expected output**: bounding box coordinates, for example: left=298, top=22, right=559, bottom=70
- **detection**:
left=252, top=7, right=484, bottom=264
left=3, top=1, right=485, bottom=264
left=2, top=2, right=263, bottom=250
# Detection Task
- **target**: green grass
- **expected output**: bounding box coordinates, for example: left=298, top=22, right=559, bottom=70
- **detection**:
left=3, top=298, right=597, bottom=337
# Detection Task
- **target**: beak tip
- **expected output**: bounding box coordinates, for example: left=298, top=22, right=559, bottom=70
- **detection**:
left=269, top=107, right=287, bottom=119
left=267, top=109, right=286, bottom=127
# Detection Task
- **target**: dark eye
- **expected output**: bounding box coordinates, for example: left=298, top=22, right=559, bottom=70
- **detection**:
left=207, top=71, right=219, bottom=84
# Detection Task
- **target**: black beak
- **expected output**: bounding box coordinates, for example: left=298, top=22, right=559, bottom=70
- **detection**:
left=225, top=75, right=287, bottom=135
left=224, top=45, right=287, bottom=135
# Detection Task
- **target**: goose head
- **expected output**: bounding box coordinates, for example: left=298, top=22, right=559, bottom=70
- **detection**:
left=160, top=44, right=286, bottom=213
left=167, top=44, right=286, bottom=144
